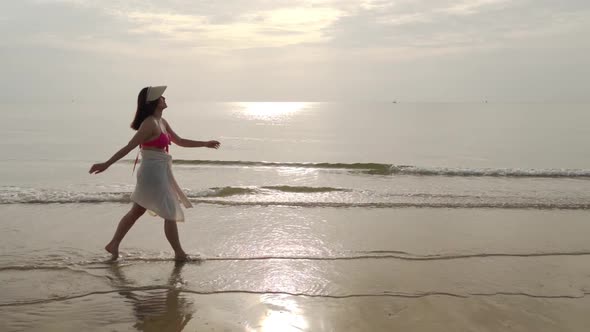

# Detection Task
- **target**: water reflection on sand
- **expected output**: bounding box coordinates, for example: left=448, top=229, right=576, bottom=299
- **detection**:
left=108, top=261, right=195, bottom=332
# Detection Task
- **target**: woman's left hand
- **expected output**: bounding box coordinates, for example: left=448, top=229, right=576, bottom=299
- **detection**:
left=89, top=162, right=109, bottom=174
left=206, top=140, right=221, bottom=149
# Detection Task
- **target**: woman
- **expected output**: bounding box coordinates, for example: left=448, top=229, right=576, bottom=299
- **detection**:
left=89, top=86, right=220, bottom=261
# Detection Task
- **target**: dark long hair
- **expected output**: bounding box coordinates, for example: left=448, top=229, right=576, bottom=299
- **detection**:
left=131, top=87, right=159, bottom=130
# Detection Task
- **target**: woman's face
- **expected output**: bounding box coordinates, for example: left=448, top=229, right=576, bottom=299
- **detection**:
left=157, top=96, right=167, bottom=110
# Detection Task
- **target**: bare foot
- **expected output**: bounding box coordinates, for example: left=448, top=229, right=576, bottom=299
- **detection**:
left=174, top=253, right=188, bottom=262
left=105, top=242, right=119, bottom=260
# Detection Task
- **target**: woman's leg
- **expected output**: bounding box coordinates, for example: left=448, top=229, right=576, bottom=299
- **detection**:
left=105, top=203, right=146, bottom=259
left=164, top=219, right=187, bottom=260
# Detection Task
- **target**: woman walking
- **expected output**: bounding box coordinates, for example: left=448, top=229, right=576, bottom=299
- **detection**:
left=89, top=86, right=220, bottom=261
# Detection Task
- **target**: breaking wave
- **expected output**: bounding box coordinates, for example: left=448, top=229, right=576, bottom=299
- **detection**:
left=1, top=186, right=589, bottom=210
left=165, top=159, right=590, bottom=178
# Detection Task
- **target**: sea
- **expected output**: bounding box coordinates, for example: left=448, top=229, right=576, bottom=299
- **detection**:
left=2, top=101, right=590, bottom=209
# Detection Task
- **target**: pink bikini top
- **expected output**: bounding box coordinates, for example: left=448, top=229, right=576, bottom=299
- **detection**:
left=132, top=132, right=171, bottom=174
left=140, top=132, right=171, bottom=152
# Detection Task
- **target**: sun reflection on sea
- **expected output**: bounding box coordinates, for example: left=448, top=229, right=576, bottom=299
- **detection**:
left=247, top=295, right=308, bottom=332
left=236, top=102, right=311, bottom=121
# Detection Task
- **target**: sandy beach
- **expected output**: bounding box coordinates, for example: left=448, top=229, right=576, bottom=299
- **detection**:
left=2, top=204, right=590, bottom=331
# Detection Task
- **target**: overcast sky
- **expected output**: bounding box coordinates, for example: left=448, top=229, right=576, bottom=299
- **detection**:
left=1, top=0, right=589, bottom=102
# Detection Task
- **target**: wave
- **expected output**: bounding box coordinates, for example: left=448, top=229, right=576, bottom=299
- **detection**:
left=200, top=187, right=258, bottom=197
left=200, top=186, right=349, bottom=197
left=3, top=186, right=589, bottom=210
left=172, top=159, right=390, bottom=170
left=166, top=159, right=590, bottom=178
left=0, top=189, right=131, bottom=204
left=0, top=185, right=353, bottom=204
left=382, top=166, right=590, bottom=178
left=1, top=192, right=589, bottom=210
left=0, top=185, right=352, bottom=204
left=193, top=200, right=590, bottom=210
left=261, top=185, right=350, bottom=193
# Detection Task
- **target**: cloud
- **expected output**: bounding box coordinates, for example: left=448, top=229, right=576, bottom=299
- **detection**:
left=325, top=0, right=590, bottom=55
left=0, top=0, right=351, bottom=62
left=1, top=0, right=590, bottom=101
left=115, top=6, right=343, bottom=49
left=7, top=0, right=590, bottom=57
left=442, top=0, right=511, bottom=15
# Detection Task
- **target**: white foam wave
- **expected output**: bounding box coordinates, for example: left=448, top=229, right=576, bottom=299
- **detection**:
left=1, top=187, right=588, bottom=210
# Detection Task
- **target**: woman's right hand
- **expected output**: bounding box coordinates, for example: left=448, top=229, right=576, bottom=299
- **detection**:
left=89, top=162, right=109, bottom=174
left=206, top=140, right=221, bottom=149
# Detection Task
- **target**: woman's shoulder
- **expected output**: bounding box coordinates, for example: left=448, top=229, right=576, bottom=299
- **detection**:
left=161, top=117, right=172, bottom=129
left=139, top=116, right=159, bottom=130
left=145, top=115, right=161, bottom=125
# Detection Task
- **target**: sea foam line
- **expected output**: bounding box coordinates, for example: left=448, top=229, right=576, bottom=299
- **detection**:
left=0, top=186, right=347, bottom=204
left=1, top=287, right=588, bottom=307
left=1, top=196, right=589, bottom=210
left=4, top=251, right=590, bottom=272
left=165, top=159, right=590, bottom=178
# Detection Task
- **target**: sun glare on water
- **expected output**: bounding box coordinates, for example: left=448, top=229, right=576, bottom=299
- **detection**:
left=237, top=102, right=311, bottom=121
left=246, top=295, right=308, bottom=332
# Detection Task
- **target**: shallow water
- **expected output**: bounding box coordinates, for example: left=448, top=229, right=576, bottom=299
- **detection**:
left=3, top=205, right=590, bottom=331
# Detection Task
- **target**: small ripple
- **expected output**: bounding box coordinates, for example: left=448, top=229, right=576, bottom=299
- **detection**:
left=1, top=287, right=588, bottom=308
left=3, top=250, right=590, bottom=272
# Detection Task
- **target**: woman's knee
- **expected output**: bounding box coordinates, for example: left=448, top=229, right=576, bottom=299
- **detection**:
left=130, top=204, right=147, bottom=217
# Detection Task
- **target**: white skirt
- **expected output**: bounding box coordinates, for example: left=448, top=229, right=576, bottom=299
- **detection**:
left=130, top=150, right=193, bottom=222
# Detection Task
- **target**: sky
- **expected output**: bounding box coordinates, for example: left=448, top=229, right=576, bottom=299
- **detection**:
left=1, top=0, right=589, bottom=102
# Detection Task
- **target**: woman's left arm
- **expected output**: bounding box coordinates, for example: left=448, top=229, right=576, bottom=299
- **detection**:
left=163, top=119, right=220, bottom=149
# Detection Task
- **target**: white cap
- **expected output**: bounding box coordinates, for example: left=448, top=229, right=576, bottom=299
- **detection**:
left=146, top=86, right=167, bottom=103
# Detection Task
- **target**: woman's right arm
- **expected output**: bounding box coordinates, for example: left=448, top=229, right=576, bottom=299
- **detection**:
left=89, top=119, right=156, bottom=174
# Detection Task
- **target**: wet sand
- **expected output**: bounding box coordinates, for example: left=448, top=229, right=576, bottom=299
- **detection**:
left=2, top=204, right=590, bottom=331
left=4, top=287, right=590, bottom=331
